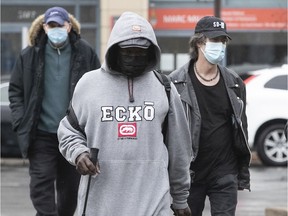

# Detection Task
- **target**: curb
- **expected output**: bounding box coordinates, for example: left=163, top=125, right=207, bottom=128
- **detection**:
left=265, top=207, right=288, bottom=216
left=1, top=158, right=29, bottom=166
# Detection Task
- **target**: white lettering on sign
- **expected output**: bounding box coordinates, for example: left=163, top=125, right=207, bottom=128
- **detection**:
left=18, top=10, right=37, bottom=20
left=163, top=15, right=186, bottom=23
left=163, top=15, right=201, bottom=24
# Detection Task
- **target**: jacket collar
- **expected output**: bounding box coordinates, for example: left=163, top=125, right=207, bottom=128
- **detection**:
left=218, top=64, right=241, bottom=88
left=170, top=61, right=195, bottom=108
left=170, top=61, right=190, bottom=83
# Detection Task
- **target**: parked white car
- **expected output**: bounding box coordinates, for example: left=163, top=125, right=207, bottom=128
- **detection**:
left=244, top=64, right=288, bottom=166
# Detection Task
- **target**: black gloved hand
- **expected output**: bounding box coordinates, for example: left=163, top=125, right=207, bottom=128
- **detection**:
left=76, top=152, right=100, bottom=175
left=173, top=206, right=191, bottom=216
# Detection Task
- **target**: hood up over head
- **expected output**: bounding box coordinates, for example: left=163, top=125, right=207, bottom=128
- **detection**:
left=104, top=12, right=161, bottom=74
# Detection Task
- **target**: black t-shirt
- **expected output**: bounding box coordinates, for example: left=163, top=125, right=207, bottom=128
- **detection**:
left=189, top=65, right=237, bottom=183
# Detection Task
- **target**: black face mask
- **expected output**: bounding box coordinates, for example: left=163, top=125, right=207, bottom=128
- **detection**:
left=117, top=49, right=149, bottom=77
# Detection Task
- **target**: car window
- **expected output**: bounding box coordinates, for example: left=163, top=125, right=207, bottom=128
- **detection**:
left=264, top=75, right=288, bottom=90
left=0, top=83, right=9, bottom=105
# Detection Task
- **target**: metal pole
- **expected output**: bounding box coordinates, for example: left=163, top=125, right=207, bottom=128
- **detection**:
left=214, top=0, right=227, bottom=66
left=214, top=0, right=221, bottom=18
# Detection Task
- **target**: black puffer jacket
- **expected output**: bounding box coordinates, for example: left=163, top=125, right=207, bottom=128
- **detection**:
left=169, top=60, right=251, bottom=191
left=8, top=14, right=101, bottom=158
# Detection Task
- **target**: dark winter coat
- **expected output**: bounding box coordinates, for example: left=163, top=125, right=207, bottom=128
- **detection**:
left=8, top=14, right=101, bottom=158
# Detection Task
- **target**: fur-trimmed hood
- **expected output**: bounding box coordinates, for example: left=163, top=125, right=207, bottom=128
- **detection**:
left=28, top=14, right=81, bottom=46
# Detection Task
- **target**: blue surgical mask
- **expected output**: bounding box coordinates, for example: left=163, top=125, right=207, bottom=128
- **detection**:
left=200, top=42, right=226, bottom=65
left=47, top=27, right=68, bottom=45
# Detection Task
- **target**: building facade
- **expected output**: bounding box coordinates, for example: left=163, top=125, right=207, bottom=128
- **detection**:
left=1, top=0, right=287, bottom=76
left=1, top=0, right=101, bottom=76
left=149, top=0, right=287, bottom=72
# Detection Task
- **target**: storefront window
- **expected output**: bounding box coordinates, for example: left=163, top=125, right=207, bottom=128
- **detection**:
left=176, top=53, right=190, bottom=68
left=1, top=33, right=21, bottom=76
left=80, top=6, right=96, bottom=23
left=160, top=54, right=174, bottom=72
left=81, top=28, right=97, bottom=50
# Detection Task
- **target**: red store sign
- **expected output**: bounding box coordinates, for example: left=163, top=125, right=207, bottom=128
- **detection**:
left=149, top=8, right=287, bottom=31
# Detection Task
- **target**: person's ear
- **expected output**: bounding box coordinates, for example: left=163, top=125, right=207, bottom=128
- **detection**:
left=196, top=42, right=202, bottom=49
left=66, top=23, right=72, bottom=33
left=43, top=24, right=49, bottom=34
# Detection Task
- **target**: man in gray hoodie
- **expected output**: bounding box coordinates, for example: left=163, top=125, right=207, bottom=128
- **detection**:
left=58, top=11, right=192, bottom=216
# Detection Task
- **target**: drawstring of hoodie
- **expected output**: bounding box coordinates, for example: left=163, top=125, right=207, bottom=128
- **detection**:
left=127, top=77, right=134, bottom=102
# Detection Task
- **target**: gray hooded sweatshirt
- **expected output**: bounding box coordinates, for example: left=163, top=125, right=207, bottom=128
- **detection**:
left=58, top=11, right=192, bottom=216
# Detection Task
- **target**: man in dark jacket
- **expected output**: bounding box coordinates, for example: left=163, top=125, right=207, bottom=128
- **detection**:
left=169, top=16, right=251, bottom=216
left=8, top=6, right=100, bottom=216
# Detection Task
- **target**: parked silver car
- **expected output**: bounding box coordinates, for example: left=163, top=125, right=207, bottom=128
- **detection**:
left=1, top=81, right=21, bottom=158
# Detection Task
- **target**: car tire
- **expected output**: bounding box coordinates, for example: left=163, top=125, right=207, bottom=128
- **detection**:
left=256, top=123, right=287, bottom=166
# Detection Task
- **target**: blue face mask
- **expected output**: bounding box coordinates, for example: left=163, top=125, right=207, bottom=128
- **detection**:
left=201, top=42, right=226, bottom=65
left=47, top=27, right=68, bottom=45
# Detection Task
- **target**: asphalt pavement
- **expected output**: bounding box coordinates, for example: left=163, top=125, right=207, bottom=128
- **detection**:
left=1, top=153, right=287, bottom=216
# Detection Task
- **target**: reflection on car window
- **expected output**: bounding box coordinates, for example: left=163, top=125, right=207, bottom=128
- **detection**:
left=264, top=75, right=288, bottom=90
